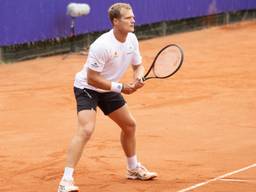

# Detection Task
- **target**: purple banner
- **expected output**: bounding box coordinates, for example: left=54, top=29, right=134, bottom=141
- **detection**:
left=0, top=0, right=256, bottom=46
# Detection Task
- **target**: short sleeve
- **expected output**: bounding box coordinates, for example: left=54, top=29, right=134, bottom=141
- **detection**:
left=86, top=43, right=108, bottom=72
left=131, top=34, right=142, bottom=65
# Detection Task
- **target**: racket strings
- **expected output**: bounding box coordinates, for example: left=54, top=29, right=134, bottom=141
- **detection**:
left=153, top=46, right=182, bottom=78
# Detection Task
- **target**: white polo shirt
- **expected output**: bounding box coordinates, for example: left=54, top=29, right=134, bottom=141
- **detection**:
left=74, top=29, right=142, bottom=92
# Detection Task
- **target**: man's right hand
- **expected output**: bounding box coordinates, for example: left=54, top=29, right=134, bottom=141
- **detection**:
left=121, top=83, right=137, bottom=94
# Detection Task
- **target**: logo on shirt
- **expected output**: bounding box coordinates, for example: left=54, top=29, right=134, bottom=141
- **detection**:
left=114, top=51, right=118, bottom=57
left=127, top=46, right=134, bottom=54
left=90, top=63, right=99, bottom=68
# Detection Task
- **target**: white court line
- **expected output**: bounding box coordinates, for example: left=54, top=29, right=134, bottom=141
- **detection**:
left=219, top=178, right=254, bottom=183
left=177, top=163, right=256, bottom=192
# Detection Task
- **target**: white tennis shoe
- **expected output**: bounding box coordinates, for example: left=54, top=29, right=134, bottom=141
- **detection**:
left=127, top=163, right=157, bottom=180
left=57, top=178, right=79, bottom=192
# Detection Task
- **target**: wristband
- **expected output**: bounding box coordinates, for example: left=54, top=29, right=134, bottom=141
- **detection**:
left=110, top=82, right=123, bottom=93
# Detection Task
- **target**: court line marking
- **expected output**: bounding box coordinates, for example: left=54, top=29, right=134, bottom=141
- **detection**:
left=219, top=178, right=254, bottom=183
left=177, top=163, right=256, bottom=192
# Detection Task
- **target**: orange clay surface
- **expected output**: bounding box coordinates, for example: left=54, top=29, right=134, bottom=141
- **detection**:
left=0, top=21, right=256, bottom=192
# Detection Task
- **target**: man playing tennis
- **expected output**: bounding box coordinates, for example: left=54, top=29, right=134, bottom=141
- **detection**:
left=58, top=3, right=157, bottom=192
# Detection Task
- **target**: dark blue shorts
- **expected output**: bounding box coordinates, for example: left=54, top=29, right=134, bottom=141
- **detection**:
left=74, top=87, right=126, bottom=115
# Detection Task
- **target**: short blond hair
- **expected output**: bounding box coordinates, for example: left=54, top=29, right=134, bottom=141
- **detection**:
left=108, top=3, right=132, bottom=24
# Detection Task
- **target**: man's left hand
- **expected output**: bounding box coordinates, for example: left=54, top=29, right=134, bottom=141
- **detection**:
left=133, top=78, right=144, bottom=89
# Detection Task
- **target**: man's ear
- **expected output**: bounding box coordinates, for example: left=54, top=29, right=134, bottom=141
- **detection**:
left=113, top=18, right=119, bottom=25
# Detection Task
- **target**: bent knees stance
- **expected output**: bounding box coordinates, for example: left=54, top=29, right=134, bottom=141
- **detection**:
left=78, top=122, right=95, bottom=140
left=76, top=110, right=96, bottom=140
left=121, top=118, right=136, bottom=137
left=108, top=105, right=137, bottom=137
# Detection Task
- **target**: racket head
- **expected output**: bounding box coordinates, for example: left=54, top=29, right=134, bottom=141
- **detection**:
left=143, top=44, right=184, bottom=81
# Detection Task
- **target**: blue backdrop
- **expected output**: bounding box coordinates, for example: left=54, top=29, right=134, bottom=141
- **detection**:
left=0, top=0, right=256, bottom=46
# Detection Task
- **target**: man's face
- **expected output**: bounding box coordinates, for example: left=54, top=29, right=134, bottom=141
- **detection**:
left=114, top=8, right=135, bottom=33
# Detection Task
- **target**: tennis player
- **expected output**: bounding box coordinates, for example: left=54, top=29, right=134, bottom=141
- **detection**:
left=58, top=3, right=157, bottom=192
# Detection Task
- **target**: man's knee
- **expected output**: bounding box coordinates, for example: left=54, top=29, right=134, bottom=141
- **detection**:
left=123, top=119, right=136, bottom=136
left=78, top=123, right=95, bottom=140
left=77, top=110, right=96, bottom=140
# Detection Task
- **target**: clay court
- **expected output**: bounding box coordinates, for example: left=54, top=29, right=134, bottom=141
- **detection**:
left=0, top=21, right=256, bottom=191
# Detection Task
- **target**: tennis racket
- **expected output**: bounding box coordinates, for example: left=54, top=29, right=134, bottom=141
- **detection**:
left=142, top=44, right=184, bottom=81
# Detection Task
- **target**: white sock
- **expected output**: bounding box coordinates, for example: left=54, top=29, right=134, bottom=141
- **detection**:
left=63, top=167, right=74, bottom=180
left=127, top=155, right=138, bottom=170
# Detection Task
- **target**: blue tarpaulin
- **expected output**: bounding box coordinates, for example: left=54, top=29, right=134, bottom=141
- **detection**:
left=0, top=0, right=256, bottom=46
